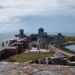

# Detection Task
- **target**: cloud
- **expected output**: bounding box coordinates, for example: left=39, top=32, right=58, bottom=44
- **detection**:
left=0, top=0, right=75, bottom=32
left=0, top=6, right=4, bottom=9
left=0, top=0, right=75, bottom=22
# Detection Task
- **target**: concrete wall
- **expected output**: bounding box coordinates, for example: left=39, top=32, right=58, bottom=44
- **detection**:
left=11, top=43, right=23, bottom=54
left=0, top=50, right=5, bottom=60
left=4, top=47, right=18, bottom=59
left=19, top=39, right=28, bottom=49
left=37, top=37, right=48, bottom=45
left=37, top=37, right=47, bottom=49
left=50, top=35, right=65, bottom=44
left=37, top=34, right=65, bottom=47
left=0, top=47, right=18, bottom=60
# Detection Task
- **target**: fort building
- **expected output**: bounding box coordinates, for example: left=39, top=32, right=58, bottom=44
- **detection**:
left=37, top=28, right=65, bottom=49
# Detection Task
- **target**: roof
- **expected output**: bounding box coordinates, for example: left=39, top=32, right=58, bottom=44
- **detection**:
left=18, top=38, right=27, bottom=42
left=4, top=46, right=17, bottom=49
left=11, top=42, right=23, bottom=46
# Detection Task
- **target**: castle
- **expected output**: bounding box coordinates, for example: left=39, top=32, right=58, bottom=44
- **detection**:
left=37, top=28, right=65, bottom=48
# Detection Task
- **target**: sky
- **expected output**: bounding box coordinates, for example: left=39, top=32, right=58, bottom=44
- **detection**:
left=0, top=0, right=75, bottom=35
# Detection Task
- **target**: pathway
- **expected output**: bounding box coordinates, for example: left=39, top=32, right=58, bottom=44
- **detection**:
left=48, top=44, right=75, bottom=57
left=48, top=44, right=64, bottom=57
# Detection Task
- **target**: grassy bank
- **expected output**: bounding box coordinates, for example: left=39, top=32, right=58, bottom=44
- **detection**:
left=6, top=52, right=53, bottom=62
left=54, top=36, right=75, bottom=55
left=55, top=43, right=75, bottom=54
left=65, top=36, right=75, bottom=42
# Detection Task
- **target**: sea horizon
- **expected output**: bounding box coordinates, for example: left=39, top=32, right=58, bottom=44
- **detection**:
left=0, top=32, right=75, bottom=41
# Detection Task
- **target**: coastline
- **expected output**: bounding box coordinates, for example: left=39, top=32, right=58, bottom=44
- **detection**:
left=54, top=46, right=75, bottom=57
left=65, top=45, right=75, bottom=52
left=53, top=35, right=75, bottom=56
left=54, top=43, right=75, bottom=57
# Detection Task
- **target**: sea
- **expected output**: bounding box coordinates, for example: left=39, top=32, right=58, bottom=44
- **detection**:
left=0, top=33, right=15, bottom=41
left=65, top=45, right=75, bottom=52
left=0, top=32, right=75, bottom=41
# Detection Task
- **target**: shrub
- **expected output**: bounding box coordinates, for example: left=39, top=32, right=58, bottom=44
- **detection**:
left=68, top=56, right=75, bottom=61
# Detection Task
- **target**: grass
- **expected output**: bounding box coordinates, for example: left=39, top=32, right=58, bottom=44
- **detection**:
left=31, top=41, right=37, bottom=44
left=54, top=36, right=75, bottom=56
left=61, top=53, right=70, bottom=58
left=55, top=43, right=75, bottom=55
left=6, top=52, right=53, bottom=62
left=65, top=36, right=75, bottom=42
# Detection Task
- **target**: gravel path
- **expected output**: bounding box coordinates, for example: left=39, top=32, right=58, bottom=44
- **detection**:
left=55, top=47, right=74, bottom=57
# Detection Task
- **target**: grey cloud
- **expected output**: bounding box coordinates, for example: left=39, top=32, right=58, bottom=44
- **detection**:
left=0, top=0, right=75, bottom=22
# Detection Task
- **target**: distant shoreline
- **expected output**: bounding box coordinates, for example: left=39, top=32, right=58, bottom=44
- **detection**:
left=65, top=45, right=75, bottom=52
left=55, top=43, right=75, bottom=56
left=0, top=32, right=75, bottom=40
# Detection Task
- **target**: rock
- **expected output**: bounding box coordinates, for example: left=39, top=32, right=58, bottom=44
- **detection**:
left=32, top=71, right=56, bottom=75
left=0, top=62, right=74, bottom=75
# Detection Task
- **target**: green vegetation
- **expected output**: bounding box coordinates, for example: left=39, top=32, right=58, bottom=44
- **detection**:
left=65, top=36, right=75, bottom=42
left=54, top=36, right=75, bottom=55
left=55, top=43, right=75, bottom=54
left=31, top=41, right=37, bottom=45
left=6, top=52, right=53, bottom=62
left=68, top=56, right=75, bottom=61
left=61, top=53, right=70, bottom=58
